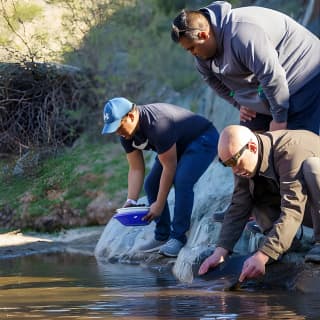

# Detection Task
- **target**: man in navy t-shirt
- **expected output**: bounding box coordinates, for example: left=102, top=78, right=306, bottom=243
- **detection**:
left=102, top=97, right=219, bottom=257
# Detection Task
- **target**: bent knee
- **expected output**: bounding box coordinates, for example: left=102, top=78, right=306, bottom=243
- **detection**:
left=302, top=157, right=320, bottom=175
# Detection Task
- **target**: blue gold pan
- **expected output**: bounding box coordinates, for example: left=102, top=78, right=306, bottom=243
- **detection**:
left=113, top=206, right=151, bottom=226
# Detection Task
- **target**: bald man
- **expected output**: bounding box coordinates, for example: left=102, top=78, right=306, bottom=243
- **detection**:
left=171, top=1, right=320, bottom=134
left=199, top=125, right=320, bottom=281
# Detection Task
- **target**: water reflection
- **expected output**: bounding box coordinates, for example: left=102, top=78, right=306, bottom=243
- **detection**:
left=0, top=252, right=319, bottom=319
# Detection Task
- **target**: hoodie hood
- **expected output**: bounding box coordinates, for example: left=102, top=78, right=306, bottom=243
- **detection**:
left=199, top=1, right=232, bottom=56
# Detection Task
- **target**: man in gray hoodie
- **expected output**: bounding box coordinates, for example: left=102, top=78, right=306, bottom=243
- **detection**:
left=171, top=1, right=320, bottom=134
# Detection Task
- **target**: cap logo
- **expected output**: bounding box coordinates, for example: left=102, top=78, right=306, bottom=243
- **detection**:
left=104, top=109, right=114, bottom=123
left=101, top=97, right=132, bottom=134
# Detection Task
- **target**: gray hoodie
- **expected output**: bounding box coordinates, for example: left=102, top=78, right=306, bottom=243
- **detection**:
left=196, top=1, right=320, bottom=122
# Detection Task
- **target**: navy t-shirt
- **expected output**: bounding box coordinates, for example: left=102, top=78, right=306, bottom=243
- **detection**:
left=120, top=103, right=214, bottom=157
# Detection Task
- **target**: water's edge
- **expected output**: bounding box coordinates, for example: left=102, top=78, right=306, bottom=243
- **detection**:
left=0, top=226, right=104, bottom=259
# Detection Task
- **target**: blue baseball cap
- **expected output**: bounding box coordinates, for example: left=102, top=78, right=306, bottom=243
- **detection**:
left=101, top=97, right=133, bottom=134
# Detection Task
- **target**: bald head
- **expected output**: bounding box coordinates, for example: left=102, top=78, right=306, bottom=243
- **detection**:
left=218, top=125, right=259, bottom=176
left=218, top=125, right=254, bottom=158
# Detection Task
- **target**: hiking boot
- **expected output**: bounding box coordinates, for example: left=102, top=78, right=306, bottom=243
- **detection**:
left=305, top=243, right=320, bottom=263
left=159, top=238, right=184, bottom=257
left=136, top=238, right=167, bottom=253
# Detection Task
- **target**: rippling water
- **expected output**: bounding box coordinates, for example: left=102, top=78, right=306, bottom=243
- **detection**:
left=0, top=252, right=319, bottom=319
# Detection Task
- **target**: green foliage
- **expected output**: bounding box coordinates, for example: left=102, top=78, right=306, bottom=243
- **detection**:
left=0, top=137, right=128, bottom=217
left=0, top=33, right=8, bottom=45
left=0, top=171, right=31, bottom=208
left=63, top=0, right=197, bottom=101
left=12, top=2, right=43, bottom=24
left=155, top=0, right=186, bottom=14
left=0, top=1, right=53, bottom=61
left=0, top=1, right=43, bottom=35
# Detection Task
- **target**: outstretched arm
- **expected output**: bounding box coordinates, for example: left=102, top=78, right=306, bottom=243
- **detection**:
left=125, top=149, right=145, bottom=205
left=198, top=247, right=229, bottom=275
left=144, top=143, right=177, bottom=222
left=239, top=251, right=270, bottom=282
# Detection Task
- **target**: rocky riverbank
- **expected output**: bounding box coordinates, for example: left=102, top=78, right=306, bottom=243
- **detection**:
left=0, top=226, right=104, bottom=259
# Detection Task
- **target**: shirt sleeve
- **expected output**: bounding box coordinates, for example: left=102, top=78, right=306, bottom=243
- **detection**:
left=120, top=136, right=135, bottom=153
left=231, top=23, right=290, bottom=122
left=217, top=175, right=253, bottom=252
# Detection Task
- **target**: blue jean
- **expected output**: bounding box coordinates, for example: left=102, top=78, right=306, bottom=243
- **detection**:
left=144, top=127, right=219, bottom=244
left=288, top=72, right=320, bottom=135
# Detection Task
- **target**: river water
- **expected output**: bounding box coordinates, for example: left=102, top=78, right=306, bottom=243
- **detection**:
left=0, top=252, right=319, bottom=320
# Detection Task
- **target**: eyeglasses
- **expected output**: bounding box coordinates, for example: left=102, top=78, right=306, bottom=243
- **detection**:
left=171, top=23, right=203, bottom=42
left=219, top=143, right=249, bottom=167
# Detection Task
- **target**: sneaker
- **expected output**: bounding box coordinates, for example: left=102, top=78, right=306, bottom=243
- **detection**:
left=245, top=220, right=262, bottom=234
left=136, top=238, right=167, bottom=253
left=159, top=238, right=184, bottom=257
left=305, top=243, right=320, bottom=263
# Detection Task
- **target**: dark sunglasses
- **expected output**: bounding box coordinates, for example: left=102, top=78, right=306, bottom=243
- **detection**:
left=219, top=143, right=249, bottom=167
left=171, top=23, right=203, bottom=42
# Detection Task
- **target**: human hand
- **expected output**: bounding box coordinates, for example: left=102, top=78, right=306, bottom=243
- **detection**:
left=269, top=120, right=287, bottom=131
left=240, top=106, right=256, bottom=122
left=238, top=251, right=269, bottom=282
left=122, top=199, right=137, bottom=208
left=198, top=247, right=229, bottom=275
left=142, top=202, right=162, bottom=223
